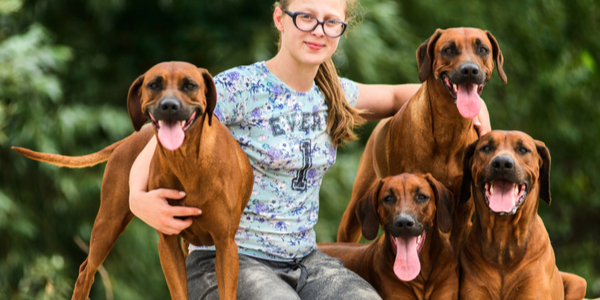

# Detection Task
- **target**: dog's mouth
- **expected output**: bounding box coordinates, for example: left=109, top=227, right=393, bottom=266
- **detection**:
left=441, top=74, right=484, bottom=119
left=482, top=179, right=528, bottom=216
left=149, top=110, right=198, bottom=151
left=390, top=229, right=426, bottom=282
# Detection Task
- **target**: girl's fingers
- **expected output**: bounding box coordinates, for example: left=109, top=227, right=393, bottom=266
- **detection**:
left=153, top=188, right=186, bottom=199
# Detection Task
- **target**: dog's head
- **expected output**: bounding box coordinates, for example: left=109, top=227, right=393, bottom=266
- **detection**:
left=356, top=173, right=453, bottom=282
left=458, top=130, right=551, bottom=217
left=127, top=61, right=217, bottom=151
left=417, top=28, right=507, bottom=119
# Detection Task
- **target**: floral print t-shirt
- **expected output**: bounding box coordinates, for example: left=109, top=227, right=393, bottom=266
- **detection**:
left=189, top=62, right=359, bottom=261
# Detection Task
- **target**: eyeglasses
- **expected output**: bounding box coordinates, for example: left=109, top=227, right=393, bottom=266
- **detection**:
left=283, top=9, right=348, bottom=38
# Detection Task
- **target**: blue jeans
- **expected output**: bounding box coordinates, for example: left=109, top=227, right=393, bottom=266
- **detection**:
left=186, top=249, right=382, bottom=300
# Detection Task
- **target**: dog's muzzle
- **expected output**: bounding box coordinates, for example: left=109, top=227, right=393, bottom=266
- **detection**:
left=481, top=155, right=529, bottom=216
left=147, top=98, right=201, bottom=151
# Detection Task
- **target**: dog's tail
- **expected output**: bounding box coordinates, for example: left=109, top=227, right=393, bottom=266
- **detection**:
left=12, top=139, right=125, bottom=168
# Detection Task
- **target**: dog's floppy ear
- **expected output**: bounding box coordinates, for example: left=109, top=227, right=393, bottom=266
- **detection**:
left=424, top=173, right=454, bottom=234
left=355, top=179, right=384, bottom=240
left=127, top=74, right=148, bottom=131
left=486, top=31, right=507, bottom=84
left=199, top=68, right=217, bottom=126
left=535, top=140, right=552, bottom=205
left=417, top=28, right=443, bottom=83
left=458, top=140, right=479, bottom=206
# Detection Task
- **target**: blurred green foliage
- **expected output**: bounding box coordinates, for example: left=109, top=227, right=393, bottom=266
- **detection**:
left=1, top=0, right=598, bottom=299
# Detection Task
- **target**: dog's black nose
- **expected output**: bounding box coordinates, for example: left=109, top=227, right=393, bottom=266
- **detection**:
left=395, top=216, right=415, bottom=229
left=159, top=99, right=181, bottom=114
left=491, top=155, right=514, bottom=172
left=460, top=63, right=480, bottom=78
left=389, top=215, right=423, bottom=237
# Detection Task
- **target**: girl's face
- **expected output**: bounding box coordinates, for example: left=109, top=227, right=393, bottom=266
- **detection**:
left=275, top=0, right=346, bottom=67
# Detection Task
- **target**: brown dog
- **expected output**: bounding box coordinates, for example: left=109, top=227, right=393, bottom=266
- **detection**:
left=320, top=173, right=458, bottom=299
left=337, top=28, right=507, bottom=255
left=458, top=130, right=586, bottom=300
left=13, top=62, right=254, bottom=300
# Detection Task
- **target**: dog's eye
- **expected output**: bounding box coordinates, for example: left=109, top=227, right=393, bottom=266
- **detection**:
left=382, top=195, right=395, bottom=204
left=518, top=146, right=530, bottom=154
left=416, top=194, right=430, bottom=202
left=444, top=48, right=453, bottom=54
left=149, top=82, right=161, bottom=90
left=481, top=145, right=492, bottom=152
left=183, top=83, right=197, bottom=91
left=479, top=47, right=489, bottom=54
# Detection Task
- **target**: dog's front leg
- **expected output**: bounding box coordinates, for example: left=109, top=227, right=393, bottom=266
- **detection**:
left=157, top=233, right=188, bottom=300
left=213, top=235, right=239, bottom=300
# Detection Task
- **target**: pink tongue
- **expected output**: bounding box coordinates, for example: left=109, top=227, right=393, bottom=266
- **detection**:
left=488, top=180, right=517, bottom=213
left=393, top=236, right=421, bottom=281
left=157, top=120, right=185, bottom=151
left=456, top=83, right=482, bottom=118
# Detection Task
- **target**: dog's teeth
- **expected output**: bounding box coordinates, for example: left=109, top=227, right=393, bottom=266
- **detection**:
left=180, top=121, right=185, bottom=129
left=490, top=183, right=494, bottom=194
left=159, top=120, right=164, bottom=127
left=453, top=84, right=458, bottom=92
left=514, top=185, right=519, bottom=196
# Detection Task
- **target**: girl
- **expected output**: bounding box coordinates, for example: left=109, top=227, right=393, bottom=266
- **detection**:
left=129, top=0, right=490, bottom=299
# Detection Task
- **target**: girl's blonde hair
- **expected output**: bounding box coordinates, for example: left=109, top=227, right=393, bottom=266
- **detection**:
left=274, top=0, right=365, bottom=146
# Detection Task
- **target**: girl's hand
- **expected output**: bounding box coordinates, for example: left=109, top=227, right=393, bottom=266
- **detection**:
left=129, top=188, right=201, bottom=235
left=473, top=100, right=492, bottom=137
left=473, top=117, right=491, bottom=137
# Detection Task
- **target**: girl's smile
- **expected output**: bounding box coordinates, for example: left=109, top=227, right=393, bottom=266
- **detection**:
left=305, top=41, right=325, bottom=50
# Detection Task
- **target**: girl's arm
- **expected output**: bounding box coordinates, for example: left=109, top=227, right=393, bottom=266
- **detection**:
left=129, top=136, right=202, bottom=235
left=354, top=83, right=491, bottom=136
left=354, top=83, right=420, bottom=121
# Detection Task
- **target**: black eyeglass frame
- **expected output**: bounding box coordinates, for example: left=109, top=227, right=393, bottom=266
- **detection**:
left=282, top=9, right=348, bottom=38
